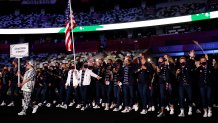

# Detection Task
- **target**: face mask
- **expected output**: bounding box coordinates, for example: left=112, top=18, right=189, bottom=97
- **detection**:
left=180, top=62, right=186, bottom=66
left=84, top=65, right=88, bottom=68
left=88, top=66, right=93, bottom=69
left=158, top=62, right=163, bottom=65
left=201, top=62, right=207, bottom=66
left=71, top=66, right=75, bottom=69
left=114, top=63, right=118, bottom=68
left=44, top=66, right=48, bottom=69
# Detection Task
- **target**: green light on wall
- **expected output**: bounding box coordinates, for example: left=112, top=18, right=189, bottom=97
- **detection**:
left=58, top=25, right=104, bottom=33
left=191, top=12, right=210, bottom=21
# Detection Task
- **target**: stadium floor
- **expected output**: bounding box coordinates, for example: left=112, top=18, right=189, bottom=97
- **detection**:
left=0, top=105, right=218, bottom=123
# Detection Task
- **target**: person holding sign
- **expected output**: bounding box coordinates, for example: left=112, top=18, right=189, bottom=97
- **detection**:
left=17, top=60, right=36, bottom=116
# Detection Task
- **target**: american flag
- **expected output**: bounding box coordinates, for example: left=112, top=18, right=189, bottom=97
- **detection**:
left=65, top=0, right=76, bottom=52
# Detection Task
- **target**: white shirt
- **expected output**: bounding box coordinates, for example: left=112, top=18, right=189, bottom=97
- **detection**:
left=65, top=69, right=79, bottom=87
left=78, top=69, right=98, bottom=86
left=21, top=68, right=35, bottom=92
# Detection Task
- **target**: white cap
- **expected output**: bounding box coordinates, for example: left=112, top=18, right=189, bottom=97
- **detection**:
left=28, top=60, right=34, bottom=66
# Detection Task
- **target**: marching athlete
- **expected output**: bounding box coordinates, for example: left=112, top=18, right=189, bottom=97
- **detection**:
left=112, top=59, right=123, bottom=112
left=121, top=56, right=138, bottom=113
left=18, top=61, right=36, bottom=116
left=78, top=63, right=102, bottom=111
left=136, top=53, right=154, bottom=114
left=176, top=57, right=193, bottom=117
left=157, top=55, right=175, bottom=117
left=196, top=57, right=214, bottom=117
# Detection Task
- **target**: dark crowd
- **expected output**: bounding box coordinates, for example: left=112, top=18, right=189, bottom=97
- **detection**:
left=0, top=50, right=218, bottom=118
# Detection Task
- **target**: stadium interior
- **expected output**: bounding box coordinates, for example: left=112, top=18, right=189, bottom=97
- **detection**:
left=0, top=0, right=218, bottom=122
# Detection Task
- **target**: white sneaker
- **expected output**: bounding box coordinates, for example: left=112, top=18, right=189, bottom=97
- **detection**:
left=203, top=110, right=207, bottom=118
left=165, top=106, right=169, bottom=111
left=7, top=102, right=15, bottom=107
left=38, top=103, right=42, bottom=107
left=99, top=99, right=102, bottom=104
left=157, top=112, right=165, bottom=117
left=32, top=105, right=39, bottom=114
left=128, top=107, right=132, bottom=112
left=188, top=106, right=192, bottom=115
left=121, top=107, right=129, bottom=113
left=92, top=101, right=96, bottom=107
left=18, top=111, right=26, bottom=116
left=93, top=105, right=100, bottom=109
left=151, top=106, right=155, bottom=111
left=104, top=104, right=109, bottom=110
left=110, top=103, right=116, bottom=109
left=53, top=100, right=57, bottom=104
left=81, top=105, right=87, bottom=111
left=208, top=109, right=212, bottom=117
left=178, top=109, right=185, bottom=117
left=69, top=102, right=75, bottom=107
left=104, top=106, right=109, bottom=110
left=81, top=106, right=85, bottom=111
left=113, top=108, right=120, bottom=112
left=132, top=104, right=139, bottom=111
left=76, top=104, right=81, bottom=109
left=56, top=104, right=61, bottom=108
left=170, top=108, right=174, bottom=115
left=61, top=104, right=68, bottom=109
left=208, top=112, right=212, bottom=117
left=140, top=109, right=147, bottom=115
left=148, top=107, right=152, bottom=112
left=119, top=105, right=122, bottom=110
left=0, top=101, right=6, bottom=106
left=102, top=103, right=105, bottom=107
left=196, top=109, right=201, bottom=113
left=46, top=103, right=51, bottom=107
left=178, top=112, right=185, bottom=117
left=188, top=111, right=192, bottom=116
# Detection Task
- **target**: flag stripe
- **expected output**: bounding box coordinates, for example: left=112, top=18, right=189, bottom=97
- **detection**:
left=65, top=0, right=76, bottom=52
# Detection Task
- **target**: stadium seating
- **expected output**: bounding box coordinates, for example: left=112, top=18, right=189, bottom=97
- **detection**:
left=0, top=0, right=212, bottom=28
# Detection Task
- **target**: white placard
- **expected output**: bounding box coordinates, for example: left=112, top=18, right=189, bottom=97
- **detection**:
left=10, top=43, right=29, bottom=58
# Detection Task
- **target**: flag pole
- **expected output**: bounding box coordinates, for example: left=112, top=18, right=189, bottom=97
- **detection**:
left=69, top=0, right=76, bottom=69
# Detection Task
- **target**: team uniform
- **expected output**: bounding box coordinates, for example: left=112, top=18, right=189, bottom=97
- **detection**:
left=177, top=63, right=193, bottom=117
left=0, top=70, right=10, bottom=106
left=56, top=68, right=68, bottom=108
left=112, top=66, right=123, bottom=111
left=136, top=62, right=154, bottom=114
left=196, top=64, right=214, bottom=117
left=157, top=62, right=175, bottom=117
left=104, top=64, right=114, bottom=110
left=78, top=68, right=99, bottom=110
left=93, top=65, right=105, bottom=108
left=8, top=67, right=19, bottom=106
left=121, top=63, right=138, bottom=113
left=64, top=69, right=79, bottom=109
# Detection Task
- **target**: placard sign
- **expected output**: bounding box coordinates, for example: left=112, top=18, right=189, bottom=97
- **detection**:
left=10, top=43, right=29, bottom=58
left=10, top=43, right=29, bottom=85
